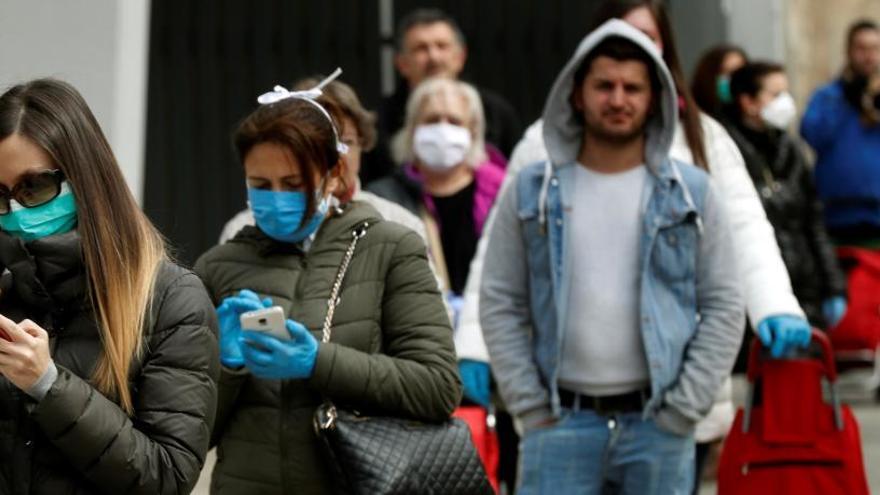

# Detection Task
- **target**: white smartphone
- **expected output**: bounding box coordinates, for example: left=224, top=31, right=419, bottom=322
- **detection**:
left=240, top=306, right=289, bottom=341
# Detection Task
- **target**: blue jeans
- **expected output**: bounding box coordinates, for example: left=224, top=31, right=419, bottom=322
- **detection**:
left=517, top=409, right=695, bottom=495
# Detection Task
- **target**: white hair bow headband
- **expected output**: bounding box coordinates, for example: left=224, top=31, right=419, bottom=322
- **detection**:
left=256, top=67, right=349, bottom=154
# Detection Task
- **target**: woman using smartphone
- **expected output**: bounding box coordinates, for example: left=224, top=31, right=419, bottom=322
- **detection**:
left=0, top=79, right=219, bottom=494
left=194, top=74, right=461, bottom=494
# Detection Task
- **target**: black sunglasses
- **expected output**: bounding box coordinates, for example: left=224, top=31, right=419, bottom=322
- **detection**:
left=0, top=169, right=66, bottom=215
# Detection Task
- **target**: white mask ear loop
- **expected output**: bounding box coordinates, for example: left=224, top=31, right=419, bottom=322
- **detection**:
left=256, top=68, right=349, bottom=155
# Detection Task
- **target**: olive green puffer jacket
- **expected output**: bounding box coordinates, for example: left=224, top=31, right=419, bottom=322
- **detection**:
left=0, top=231, right=220, bottom=495
left=194, top=201, right=462, bottom=494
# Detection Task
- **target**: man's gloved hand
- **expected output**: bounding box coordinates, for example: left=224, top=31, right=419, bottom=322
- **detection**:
left=757, top=314, right=812, bottom=358
left=240, top=319, right=319, bottom=380
left=216, top=290, right=273, bottom=368
left=459, top=359, right=491, bottom=407
left=822, top=296, right=847, bottom=328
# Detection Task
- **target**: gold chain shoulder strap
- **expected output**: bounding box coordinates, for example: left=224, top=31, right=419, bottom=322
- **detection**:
left=321, top=222, right=369, bottom=344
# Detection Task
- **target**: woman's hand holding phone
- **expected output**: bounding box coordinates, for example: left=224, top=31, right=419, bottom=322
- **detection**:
left=216, top=289, right=273, bottom=368
left=239, top=319, right=318, bottom=380
left=0, top=314, right=52, bottom=391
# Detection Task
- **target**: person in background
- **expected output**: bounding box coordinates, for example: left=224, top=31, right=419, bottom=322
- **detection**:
left=691, top=45, right=749, bottom=119
left=362, top=8, right=521, bottom=184
left=723, top=62, right=848, bottom=330
left=369, top=77, right=503, bottom=414
left=371, top=75, right=505, bottom=486
left=219, top=77, right=428, bottom=246
left=480, top=20, right=744, bottom=494
left=465, top=0, right=813, bottom=490
left=195, top=75, right=460, bottom=494
left=802, top=19, right=880, bottom=244
left=0, top=78, right=219, bottom=494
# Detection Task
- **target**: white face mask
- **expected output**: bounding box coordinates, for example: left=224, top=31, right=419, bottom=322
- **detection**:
left=760, top=92, right=797, bottom=130
left=413, top=123, right=472, bottom=171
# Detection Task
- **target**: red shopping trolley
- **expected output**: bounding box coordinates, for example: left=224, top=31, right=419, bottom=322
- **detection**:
left=832, top=247, right=880, bottom=400
left=453, top=406, right=499, bottom=493
left=718, top=330, right=869, bottom=495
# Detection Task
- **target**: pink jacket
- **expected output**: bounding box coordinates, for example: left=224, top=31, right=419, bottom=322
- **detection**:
left=404, top=156, right=506, bottom=236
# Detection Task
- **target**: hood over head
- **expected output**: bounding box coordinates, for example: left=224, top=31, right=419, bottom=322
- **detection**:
left=542, top=19, right=678, bottom=172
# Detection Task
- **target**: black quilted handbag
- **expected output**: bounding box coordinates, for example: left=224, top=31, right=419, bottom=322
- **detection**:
left=312, top=223, right=494, bottom=495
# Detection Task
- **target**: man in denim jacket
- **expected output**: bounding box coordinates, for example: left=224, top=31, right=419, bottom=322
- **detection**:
left=480, top=20, right=744, bottom=494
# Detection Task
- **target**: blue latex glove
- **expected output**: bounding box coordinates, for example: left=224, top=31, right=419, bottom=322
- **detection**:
left=756, top=314, right=812, bottom=358
left=216, top=290, right=273, bottom=368
left=822, top=296, right=847, bottom=328
left=240, top=319, right=318, bottom=379
left=459, top=359, right=491, bottom=407
left=446, top=293, right=465, bottom=329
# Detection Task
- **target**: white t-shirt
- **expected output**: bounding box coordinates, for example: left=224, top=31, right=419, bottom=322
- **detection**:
left=557, top=163, right=651, bottom=397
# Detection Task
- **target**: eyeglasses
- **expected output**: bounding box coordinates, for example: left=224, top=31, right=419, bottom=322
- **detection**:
left=0, top=169, right=66, bottom=215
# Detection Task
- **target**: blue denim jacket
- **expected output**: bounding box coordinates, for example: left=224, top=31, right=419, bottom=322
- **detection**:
left=480, top=158, right=744, bottom=435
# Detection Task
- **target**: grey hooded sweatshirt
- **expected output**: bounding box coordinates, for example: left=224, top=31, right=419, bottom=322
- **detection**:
left=479, top=20, right=744, bottom=434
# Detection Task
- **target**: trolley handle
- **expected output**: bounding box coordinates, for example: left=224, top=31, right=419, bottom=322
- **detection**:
left=742, top=329, right=843, bottom=432
left=746, top=329, right=837, bottom=383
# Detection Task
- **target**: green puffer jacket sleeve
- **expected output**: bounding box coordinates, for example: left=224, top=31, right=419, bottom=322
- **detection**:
left=28, top=269, right=220, bottom=494
left=309, top=229, right=462, bottom=422
left=191, top=255, right=248, bottom=449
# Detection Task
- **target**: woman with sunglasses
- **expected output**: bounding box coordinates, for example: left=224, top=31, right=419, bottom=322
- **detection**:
left=0, top=79, right=219, bottom=494
left=193, top=75, right=461, bottom=494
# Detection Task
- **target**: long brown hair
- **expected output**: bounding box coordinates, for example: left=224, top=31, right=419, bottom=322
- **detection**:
left=234, top=97, right=345, bottom=222
left=691, top=44, right=748, bottom=118
left=0, top=79, right=166, bottom=414
left=591, top=0, right=709, bottom=169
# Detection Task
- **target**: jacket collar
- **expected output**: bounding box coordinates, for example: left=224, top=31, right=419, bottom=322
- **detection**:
left=0, top=230, right=88, bottom=311
left=544, top=158, right=692, bottom=225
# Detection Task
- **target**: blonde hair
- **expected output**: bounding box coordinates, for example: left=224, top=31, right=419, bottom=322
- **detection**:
left=391, top=77, right=487, bottom=167
left=0, top=79, right=166, bottom=414
left=88, top=220, right=165, bottom=415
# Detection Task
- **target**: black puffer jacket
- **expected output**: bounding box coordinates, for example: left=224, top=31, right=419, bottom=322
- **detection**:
left=0, top=231, right=219, bottom=494
left=724, top=120, right=847, bottom=325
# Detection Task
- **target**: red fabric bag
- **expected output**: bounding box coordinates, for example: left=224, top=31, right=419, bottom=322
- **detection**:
left=453, top=406, right=499, bottom=493
left=831, top=247, right=880, bottom=352
left=718, top=331, right=869, bottom=495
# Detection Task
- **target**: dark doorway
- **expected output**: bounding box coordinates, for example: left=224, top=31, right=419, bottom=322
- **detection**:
left=146, top=0, right=724, bottom=264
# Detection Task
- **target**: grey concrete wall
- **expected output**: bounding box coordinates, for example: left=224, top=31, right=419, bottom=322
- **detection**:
left=667, top=0, right=784, bottom=80
left=668, top=0, right=728, bottom=78
left=0, top=0, right=150, bottom=203
left=726, top=0, right=786, bottom=62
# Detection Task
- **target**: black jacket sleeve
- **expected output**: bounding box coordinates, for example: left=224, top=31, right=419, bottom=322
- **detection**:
left=29, top=271, right=220, bottom=495
left=799, top=149, right=847, bottom=298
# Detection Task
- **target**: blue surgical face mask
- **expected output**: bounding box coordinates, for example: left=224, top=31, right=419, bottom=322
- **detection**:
left=717, top=76, right=733, bottom=104
left=0, top=182, right=78, bottom=242
left=248, top=185, right=330, bottom=243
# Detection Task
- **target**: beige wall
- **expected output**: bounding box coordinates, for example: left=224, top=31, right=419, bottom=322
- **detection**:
left=786, top=0, right=880, bottom=109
